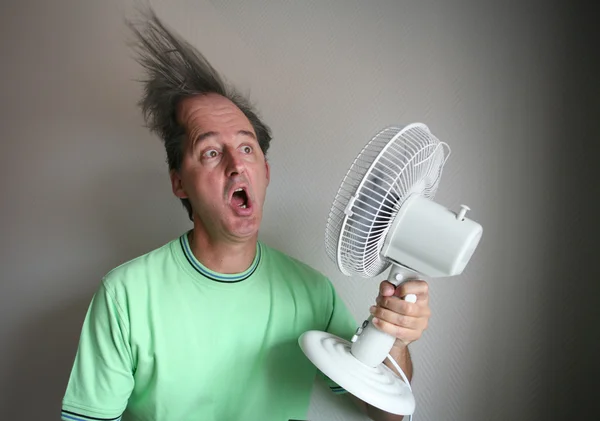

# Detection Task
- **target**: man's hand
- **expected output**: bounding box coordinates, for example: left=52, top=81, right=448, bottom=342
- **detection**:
left=349, top=280, right=431, bottom=421
left=369, top=280, right=431, bottom=350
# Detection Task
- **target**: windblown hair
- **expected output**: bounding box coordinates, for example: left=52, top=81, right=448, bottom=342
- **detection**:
left=128, top=9, right=272, bottom=220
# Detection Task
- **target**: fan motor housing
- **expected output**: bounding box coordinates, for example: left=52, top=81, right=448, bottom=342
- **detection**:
left=382, top=194, right=483, bottom=277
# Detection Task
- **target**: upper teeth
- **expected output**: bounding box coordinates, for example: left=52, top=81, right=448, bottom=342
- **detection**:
left=235, top=188, right=243, bottom=192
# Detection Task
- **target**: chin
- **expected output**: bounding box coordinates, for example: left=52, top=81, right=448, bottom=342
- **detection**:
left=229, top=220, right=260, bottom=239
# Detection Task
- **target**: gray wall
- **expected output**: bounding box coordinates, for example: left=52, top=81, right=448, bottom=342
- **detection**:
left=1, top=1, right=597, bottom=420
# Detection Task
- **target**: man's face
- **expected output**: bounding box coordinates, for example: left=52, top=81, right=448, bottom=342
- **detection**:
left=171, top=94, right=270, bottom=244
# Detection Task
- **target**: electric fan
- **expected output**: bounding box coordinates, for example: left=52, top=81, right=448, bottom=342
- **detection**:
left=299, top=123, right=483, bottom=416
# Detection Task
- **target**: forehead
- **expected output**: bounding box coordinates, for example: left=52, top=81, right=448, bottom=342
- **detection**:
left=177, top=94, right=254, bottom=134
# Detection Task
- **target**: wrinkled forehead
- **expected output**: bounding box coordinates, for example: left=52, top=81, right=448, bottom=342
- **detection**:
left=177, top=94, right=254, bottom=134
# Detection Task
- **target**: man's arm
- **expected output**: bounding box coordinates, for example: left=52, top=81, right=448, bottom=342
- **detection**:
left=348, top=345, right=412, bottom=421
left=348, top=280, right=429, bottom=421
left=61, top=281, right=134, bottom=420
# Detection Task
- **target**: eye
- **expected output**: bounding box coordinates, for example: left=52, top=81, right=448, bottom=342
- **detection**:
left=241, top=145, right=253, bottom=154
left=203, top=149, right=219, bottom=159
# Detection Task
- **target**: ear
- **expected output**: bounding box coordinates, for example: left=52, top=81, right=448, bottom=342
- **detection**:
left=265, top=160, right=271, bottom=186
left=170, top=169, right=188, bottom=199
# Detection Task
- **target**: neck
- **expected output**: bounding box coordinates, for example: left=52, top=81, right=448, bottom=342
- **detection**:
left=187, top=228, right=258, bottom=274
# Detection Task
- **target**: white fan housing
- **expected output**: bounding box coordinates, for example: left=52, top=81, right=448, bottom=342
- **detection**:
left=299, top=123, right=483, bottom=415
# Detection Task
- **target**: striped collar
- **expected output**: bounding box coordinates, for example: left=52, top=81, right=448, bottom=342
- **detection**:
left=179, top=232, right=261, bottom=283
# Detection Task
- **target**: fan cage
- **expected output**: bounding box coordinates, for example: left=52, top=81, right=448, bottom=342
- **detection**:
left=325, top=124, right=449, bottom=277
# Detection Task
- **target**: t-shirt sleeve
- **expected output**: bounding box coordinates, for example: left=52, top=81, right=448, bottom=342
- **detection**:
left=61, top=281, right=134, bottom=421
left=321, top=279, right=359, bottom=394
left=324, top=280, right=358, bottom=341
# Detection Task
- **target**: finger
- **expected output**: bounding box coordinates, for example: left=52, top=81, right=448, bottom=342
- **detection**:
left=369, top=305, right=423, bottom=330
left=376, top=296, right=430, bottom=318
left=379, top=280, right=396, bottom=297
left=394, top=280, right=429, bottom=299
left=371, top=317, right=423, bottom=344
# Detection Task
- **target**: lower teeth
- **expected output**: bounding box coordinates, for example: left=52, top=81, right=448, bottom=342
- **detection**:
left=240, top=205, right=247, bottom=209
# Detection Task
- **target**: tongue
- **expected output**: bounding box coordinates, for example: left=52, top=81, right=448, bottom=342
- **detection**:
left=232, top=191, right=245, bottom=207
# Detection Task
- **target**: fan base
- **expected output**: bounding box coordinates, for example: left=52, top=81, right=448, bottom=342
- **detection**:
left=299, top=330, right=415, bottom=415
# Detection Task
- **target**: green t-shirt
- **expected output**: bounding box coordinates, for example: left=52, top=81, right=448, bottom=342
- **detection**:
left=62, top=233, right=357, bottom=421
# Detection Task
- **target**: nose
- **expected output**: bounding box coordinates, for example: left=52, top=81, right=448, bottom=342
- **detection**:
left=224, top=148, right=244, bottom=177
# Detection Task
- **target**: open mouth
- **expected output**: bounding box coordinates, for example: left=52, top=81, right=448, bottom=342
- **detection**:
left=231, top=188, right=249, bottom=209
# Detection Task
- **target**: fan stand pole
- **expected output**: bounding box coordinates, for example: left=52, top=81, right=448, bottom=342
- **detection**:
left=350, top=263, right=419, bottom=368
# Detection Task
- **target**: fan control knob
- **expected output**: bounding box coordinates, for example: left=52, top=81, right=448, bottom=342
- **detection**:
left=457, top=204, right=470, bottom=221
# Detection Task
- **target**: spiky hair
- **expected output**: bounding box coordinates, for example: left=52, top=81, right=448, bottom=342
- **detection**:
left=127, top=8, right=272, bottom=220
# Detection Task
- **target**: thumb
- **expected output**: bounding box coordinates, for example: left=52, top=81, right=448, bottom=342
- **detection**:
left=379, top=280, right=396, bottom=297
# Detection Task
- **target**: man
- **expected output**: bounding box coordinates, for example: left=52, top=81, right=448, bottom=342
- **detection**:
left=61, top=9, right=431, bottom=421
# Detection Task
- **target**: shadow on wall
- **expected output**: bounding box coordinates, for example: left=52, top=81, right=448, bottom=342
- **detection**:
left=540, top=3, right=600, bottom=419
left=3, top=293, right=92, bottom=418
left=83, top=164, right=188, bottom=265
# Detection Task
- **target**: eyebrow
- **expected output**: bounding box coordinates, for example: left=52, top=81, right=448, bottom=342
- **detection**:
left=193, top=130, right=256, bottom=148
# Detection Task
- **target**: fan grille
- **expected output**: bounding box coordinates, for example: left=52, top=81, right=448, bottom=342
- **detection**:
left=325, top=124, right=448, bottom=277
